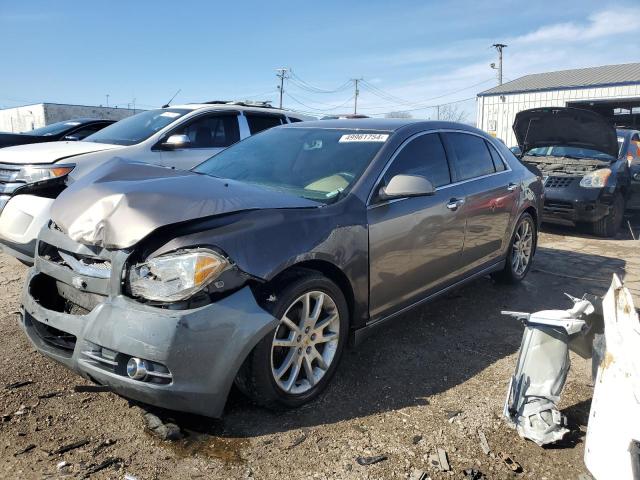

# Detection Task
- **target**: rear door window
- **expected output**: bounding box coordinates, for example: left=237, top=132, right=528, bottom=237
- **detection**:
left=245, top=113, right=284, bottom=134
left=446, top=133, right=496, bottom=181
left=486, top=141, right=507, bottom=172
left=173, top=114, right=240, bottom=148
left=384, top=133, right=451, bottom=188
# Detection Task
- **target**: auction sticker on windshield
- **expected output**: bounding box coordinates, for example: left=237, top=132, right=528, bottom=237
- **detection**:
left=339, top=133, right=389, bottom=143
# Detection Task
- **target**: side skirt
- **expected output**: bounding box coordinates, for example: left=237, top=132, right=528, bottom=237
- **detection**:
left=350, top=260, right=505, bottom=347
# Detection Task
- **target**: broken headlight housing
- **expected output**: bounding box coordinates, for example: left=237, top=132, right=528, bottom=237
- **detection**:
left=579, top=168, right=611, bottom=188
left=128, top=249, right=231, bottom=302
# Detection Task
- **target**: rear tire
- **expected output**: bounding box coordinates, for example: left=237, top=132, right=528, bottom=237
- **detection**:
left=235, top=271, right=349, bottom=410
left=591, top=193, right=624, bottom=238
left=492, top=212, right=536, bottom=284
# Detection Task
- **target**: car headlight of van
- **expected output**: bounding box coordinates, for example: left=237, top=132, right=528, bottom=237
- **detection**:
left=579, top=168, right=611, bottom=188
left=129, top=249, right=231, bottom=302
left=15, top=164, right=75, bottom=184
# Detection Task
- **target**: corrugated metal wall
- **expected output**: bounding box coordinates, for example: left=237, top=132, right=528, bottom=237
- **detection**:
left=0, top=103, right=138, bottom=133
left=476, top=83, right=640, bottom=147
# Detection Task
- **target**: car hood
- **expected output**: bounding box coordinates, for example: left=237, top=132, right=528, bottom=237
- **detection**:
left=51, top=157, right=321, bottom=249
left=0, top=140, right=121, bottom=165
left=513, top=107, right=618, bottom=158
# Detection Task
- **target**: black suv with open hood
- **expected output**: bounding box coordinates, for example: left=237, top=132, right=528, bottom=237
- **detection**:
left=515, top=107, right=629, bottom=237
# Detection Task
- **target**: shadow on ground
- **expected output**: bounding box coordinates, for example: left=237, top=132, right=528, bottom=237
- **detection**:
left=540, top=209, right=640, bottom=241
left=144, top=245, right=622, bottom=441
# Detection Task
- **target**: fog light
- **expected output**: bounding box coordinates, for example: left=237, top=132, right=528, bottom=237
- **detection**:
left=126, top=357, right=148, bottom=380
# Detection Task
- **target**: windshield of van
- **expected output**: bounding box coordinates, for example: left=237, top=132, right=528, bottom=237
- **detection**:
left=193, top=127, right=390, bottom=202
left=83, top=108, right=189, bottom=146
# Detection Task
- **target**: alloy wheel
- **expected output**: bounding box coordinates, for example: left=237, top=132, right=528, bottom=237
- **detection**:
left=511, top=219, right=533, bottom=276
left=270, top=291, right=340, bottom=395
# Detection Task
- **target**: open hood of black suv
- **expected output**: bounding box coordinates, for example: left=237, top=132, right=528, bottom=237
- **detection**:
left=513, top=107, right=618, bottom=158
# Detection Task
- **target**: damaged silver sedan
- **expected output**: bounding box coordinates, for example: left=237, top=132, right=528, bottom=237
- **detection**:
left=19, top=119, right=543, bottom=417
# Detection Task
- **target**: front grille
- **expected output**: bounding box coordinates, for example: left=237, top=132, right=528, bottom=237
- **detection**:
left=29, top=272, right=106, bottom=315
left=39, top=242, right=112, bottom=279
left=545, top=176, right=574, bottom=188
left=0, top=164, right=20, bottom=183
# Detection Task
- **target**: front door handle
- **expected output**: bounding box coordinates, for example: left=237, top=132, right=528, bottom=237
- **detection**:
left=507, top=182, right=518, bottom=191
left=446, top=198, right=465, bottom=210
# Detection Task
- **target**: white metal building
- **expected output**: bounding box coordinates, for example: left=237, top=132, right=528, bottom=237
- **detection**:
left=0, top=103, right=139, bottom=133
left=476, top=63, right=640, bottom=147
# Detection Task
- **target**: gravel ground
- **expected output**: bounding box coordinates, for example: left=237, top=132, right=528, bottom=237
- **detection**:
left=0, top=221, right=637, bottom=480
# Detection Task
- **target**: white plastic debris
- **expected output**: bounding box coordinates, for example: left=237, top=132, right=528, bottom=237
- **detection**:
left=502, top=295, right=595, bottom=446
left=584, top=275, right=640, bottom=480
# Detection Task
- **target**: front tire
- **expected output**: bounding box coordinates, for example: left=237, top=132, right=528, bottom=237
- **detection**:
left=591, top=193, right=624, bottom=238
left=235, top=271, right=349, bottom=410
left=493, top=212, right=536, bottom=284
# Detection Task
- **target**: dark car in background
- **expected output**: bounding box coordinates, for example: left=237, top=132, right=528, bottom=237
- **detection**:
left=20, top=119, right=542, bottom=417
left=0, top=118, right=116, bottom=148
left=621, top=128, right=640, bottom=210
left=617, top=128, right=640, bottom=164
left=516, top=107, right=631, bottom=237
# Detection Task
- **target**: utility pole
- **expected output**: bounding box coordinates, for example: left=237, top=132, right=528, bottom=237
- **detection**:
left=106, top=94, right=110, bottom=107
left=491, top=43, right=507, bottom=85
left=352, top=78, right=362, bottom=114
left=276, top=68, right=289, bottom=109
left=436, top=104, right=440, bottom=120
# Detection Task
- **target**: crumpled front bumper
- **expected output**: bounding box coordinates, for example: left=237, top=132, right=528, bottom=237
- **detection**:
left=19, top=227, right=277, bottom=418
left=542, top=180, right=613, bottom=225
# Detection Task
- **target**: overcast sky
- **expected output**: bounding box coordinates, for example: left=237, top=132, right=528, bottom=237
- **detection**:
left=0, top=0, right=637, bottom=121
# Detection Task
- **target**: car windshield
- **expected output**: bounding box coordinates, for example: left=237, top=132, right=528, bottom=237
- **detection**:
left=527, top=145, right=615, bottom=161
left=23, top=120, right=83, bottom=136
left=83, top=108, right=189, bottom=146
left=193, top=127, right=390, bottom=202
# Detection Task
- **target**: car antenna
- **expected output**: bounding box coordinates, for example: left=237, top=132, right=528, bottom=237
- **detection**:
left=162, top=89, right=181, bottom=108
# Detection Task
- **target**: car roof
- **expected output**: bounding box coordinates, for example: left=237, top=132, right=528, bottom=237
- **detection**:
left=282, top=118, right=480, bottom=133
left=58, top=118, right=116, bottom=124
left=170, top=103, right=310, bottom=118
left=617, top=128, right=640, bottom=138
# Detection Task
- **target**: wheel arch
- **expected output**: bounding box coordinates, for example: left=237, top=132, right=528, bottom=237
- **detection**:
left=261, top=259, right=356, bottom=328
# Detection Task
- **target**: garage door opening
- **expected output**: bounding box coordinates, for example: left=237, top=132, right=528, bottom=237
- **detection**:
left=567, top=98, right=640, bottom=129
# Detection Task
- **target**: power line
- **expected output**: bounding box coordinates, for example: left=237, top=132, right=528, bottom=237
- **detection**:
left=359, top=78, right=494, bottom=110
left=289, top=71, right=352, bottom=94
left=365, top=96, right=476, bottom=117
left=284, top=92, right=355, bottom=113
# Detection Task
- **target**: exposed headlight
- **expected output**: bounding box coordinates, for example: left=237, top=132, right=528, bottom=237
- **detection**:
left=579, top=168, right=611, bottom=188
left=129, top=249, right=231, bottom=302
left=16, top=164, right=74, bottom=184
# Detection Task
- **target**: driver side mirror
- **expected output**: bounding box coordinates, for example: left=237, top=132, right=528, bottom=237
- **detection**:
left=160, top=134, right=191, bottom=150
left=378, top=174, right=436, bottom=200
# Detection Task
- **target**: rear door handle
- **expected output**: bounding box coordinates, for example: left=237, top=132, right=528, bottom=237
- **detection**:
left=507, top=182, right=518, bottom=191
left=446, top=198, right=465, bottom=210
